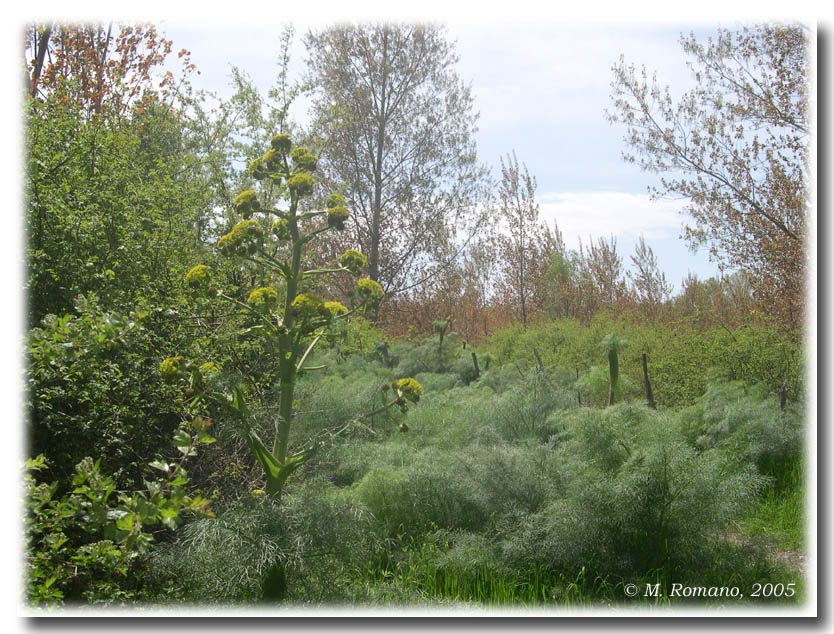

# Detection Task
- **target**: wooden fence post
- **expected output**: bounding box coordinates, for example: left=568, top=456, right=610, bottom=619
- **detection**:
left=642, top=352, right=656, bottom=409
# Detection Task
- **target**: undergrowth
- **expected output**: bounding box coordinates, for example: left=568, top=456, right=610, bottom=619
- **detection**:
left=147, top=333, right=806, bottom=608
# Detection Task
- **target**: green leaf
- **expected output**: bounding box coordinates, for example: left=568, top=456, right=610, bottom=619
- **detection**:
left=197, top=431, right=216, bottom=444
left=173, top=430, right=193, bottom=455
left=149, top=459, right=170, bottom=472
left=116, top=513, right=136, bottom=532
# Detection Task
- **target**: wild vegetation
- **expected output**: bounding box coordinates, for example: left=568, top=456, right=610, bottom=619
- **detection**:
left=22, top=21, right=810, bottom=612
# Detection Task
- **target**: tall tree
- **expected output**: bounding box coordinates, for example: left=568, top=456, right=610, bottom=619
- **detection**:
left=608, top=24, right=809, bottom=330
left=304, top=23, right=489, bottom=298
left=628, top=235, right=673, bottom=320
left=580, top=234, right=629, bottom=311
left=496, top=151, right=561, bottom=328
left=24, top=22, right=196, bottom=120
left=23, top=22, right=214, bottom=325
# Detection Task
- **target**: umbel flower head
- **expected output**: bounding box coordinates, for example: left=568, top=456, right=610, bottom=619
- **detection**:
left=327, top=206, right=349, bottom=230
left=339, top=249, right=367, bottom=276
left=270, top=133, right=292, bottom=154
left=290, top=147, right=318, bottom=172
left=263, top=148, right=282, bottom=170
left=247, top=287, right=279, bottom=310
left=356, top=278, right=384, bottom=310
left=327, top=193, right=346, bottom=209
left=393, top=377, right=422, bottom=403
left=217, top=219, right=264, bottom=257
left=234, top=190, right=261, bottom=219
left=160, top=356, right=185, bottom=382
left=199, top=361, right=220, bottom=376
left=248, top=158, right=267, bottom=181
left=324, top=301, right=348, bottom=317
left=185, top=264, right=211, bottom=289
left=286, top=173, right=316, bottom=198
left=290, top=293, right=330, bottom=322
left=272, top=218, right=291, bottom=241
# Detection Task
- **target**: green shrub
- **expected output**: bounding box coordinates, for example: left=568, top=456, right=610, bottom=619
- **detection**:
left=24, top=423, right=215, bottom=607
left=151, top=485, right=377, bottom=604
left=575, top=365, right=639, bottom=408
left=354, top=457, right=487, bottom=539
left=27, top=296, right=190, bottom=487
left=680, top=380, right=803, bottom=471
left=484, top=315, right=804, bottom=408
left=501, top=404, right=768, bottom=581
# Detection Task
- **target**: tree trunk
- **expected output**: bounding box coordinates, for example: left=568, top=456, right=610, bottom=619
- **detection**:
left=369, top=30, right=389, bottom=284
left=29, top=24, right=52, bottom=98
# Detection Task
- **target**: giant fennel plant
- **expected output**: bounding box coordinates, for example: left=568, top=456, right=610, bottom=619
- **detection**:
left=163, top=134, right=420, bottom=498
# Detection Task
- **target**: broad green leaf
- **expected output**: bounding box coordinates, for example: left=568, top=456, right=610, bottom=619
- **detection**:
left=116, top=513, right=136, bottom=532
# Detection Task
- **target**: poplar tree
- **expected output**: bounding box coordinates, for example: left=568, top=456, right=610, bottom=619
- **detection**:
left=304, top=23, right=489, bottom=298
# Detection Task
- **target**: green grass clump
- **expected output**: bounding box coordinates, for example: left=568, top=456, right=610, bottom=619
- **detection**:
left=150, top=483, right=379, bottom=604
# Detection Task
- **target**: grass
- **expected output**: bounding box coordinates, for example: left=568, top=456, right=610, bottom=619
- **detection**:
left=740, top=454, right=805, bottom=552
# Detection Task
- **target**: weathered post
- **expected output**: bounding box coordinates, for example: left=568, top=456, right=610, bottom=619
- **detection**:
left=642, top=352, right=656, bottom=409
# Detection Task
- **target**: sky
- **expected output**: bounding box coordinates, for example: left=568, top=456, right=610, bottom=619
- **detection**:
left=153, top=17, right=763, bottom=291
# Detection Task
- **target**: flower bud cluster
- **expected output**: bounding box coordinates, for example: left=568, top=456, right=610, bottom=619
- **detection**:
left=357, top=278, right=385, bottom=310
left=217, top=219, right=264, bottom=257
left=160, top=356, right=186, bottom=382
left=340, top=250, right=367, bottom=276
left=247, top=286, right=280, bottom=310
left=324, top=301, right=348, bottom=317
left=290, top=147, right=318, bottom=173
left=393, top=377, right=422, bottom=403
left=234, top=190, right=261, bottom=219
left=271, top=218, right=291, bottom=241
left=185, top=264, right=211, bottom=288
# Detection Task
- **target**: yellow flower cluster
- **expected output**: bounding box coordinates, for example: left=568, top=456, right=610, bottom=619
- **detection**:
left=357, top=278, right=384, bottom=310
left=185, top=264, right=210, bottom=288
left=247, top=287, right=279, bottom=309
left=290, top=293, right=330, bottom=321
left=286, top=173, right=315, bottom=198
left=340, top=250, right=367, bottom=276
left=324, top=301, right=348, bottom=317
left=393, top=377, right=422, bottom=403
left=160, top=356, right=185, bottom=382
left=290, top=146, right=318, bottom=172
left=217, top=220, right=263, bottom=257
left=233, top=190, right=260, bottom=218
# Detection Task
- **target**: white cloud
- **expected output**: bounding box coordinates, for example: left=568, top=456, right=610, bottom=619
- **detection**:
left=537, top=190, right=690, bottom=249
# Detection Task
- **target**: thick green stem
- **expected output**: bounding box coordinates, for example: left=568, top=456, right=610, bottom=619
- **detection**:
left=274, top=196, right=303, bottom=465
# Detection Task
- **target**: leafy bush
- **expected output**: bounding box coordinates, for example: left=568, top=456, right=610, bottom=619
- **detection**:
left=26, top=295, right=190, bottom=487
left=24, top=424, right=214, bottom=607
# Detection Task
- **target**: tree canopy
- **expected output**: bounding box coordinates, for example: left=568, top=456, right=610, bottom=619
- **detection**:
left=304, top=23, right=490, bottom=299
left=608, top=24, right=809, bottom=330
